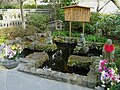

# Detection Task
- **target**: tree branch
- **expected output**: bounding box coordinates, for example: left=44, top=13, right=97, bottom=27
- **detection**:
left=111, top=0, right=120, bottom=9
left=97, top=0, right=111, bottom=12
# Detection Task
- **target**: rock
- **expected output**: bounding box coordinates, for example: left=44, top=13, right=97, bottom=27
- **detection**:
left=14, top=37, right=22, bottom=43
left=46, top=36, right=53, bottom=44
left=26, top=35, right=35, bottom=42
left=74, top=45, right=89, bottom=54
left=28, top=41, right=57, bottom=52
left=68, top=55, right=93, bottom=67
left=75, top=74, right=83, bottom=86
left=26, top=52, right=49, bottom=68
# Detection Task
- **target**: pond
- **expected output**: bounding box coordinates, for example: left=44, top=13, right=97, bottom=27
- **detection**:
left=20, top=42, right=102, bottom=76
left=42, top=42, right=102, bottom=76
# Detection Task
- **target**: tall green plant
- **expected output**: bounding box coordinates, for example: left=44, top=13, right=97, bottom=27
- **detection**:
left=60, top=0, right=73, bottom=6
left=86, top=35, right=107, bottom=43
left=26, top=13, right=50, bottom=32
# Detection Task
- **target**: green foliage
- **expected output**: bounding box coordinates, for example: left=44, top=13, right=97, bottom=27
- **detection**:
left=82, top=12, right=120, bottom=38
left=23, top=4, right=51, bottom=9
left=0, top=36, right=6, bottom=44
left=0, top=25, right=38, bottom=40
left=71, top=31, right=80, bottom=37
left=111, top=13, right=120, bottom=40
left=37, top=4, right=51, bottom=9
left=26, top=13, right=50, bottom=32
left=0, top=3, right=19, bottom=9
left=60, top=0, right=73, bottom=6
left=52, top=30, right=80, bottom=37
left=68, top=55, right=92, bottom=67
left=23, top=4, right=36, bottom=9
left=85, top=12, right=102, bottom=34
left=52, top=30, right=69, bottom=37
left=33, top=43, right=57, bottom=52
left=56, top=8, right=64, bottom=21
left=115, top=46, right=120, bottom=71
left=98, top=14, right=116, bottom=36
left=110, top=83, right=120, bottom=90
left=86, top=35, right=107, bottom=43
left=115, top=58, right=120, bottom=71
left=0, top=3, right=51, bottom=9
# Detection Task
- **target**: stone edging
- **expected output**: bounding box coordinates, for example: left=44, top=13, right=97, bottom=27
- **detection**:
left=18, top=62, right=96, bottom=89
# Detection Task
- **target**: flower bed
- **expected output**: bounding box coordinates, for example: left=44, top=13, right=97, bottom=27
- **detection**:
left=97, top=59, right=120, bottom=89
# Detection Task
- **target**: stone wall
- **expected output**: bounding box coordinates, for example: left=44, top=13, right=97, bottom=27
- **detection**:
left=18, top=56, right=100, bottom=89
left=18, top=64, right=96, bottom=89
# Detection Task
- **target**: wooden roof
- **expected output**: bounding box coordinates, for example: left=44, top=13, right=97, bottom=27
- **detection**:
left=63, top=5, right=91, bottom=9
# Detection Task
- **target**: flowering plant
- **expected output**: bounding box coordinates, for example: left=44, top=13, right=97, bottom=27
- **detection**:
left=98, top=59, right=120, bottom=88
left=0, top=43, right=23, bottom=60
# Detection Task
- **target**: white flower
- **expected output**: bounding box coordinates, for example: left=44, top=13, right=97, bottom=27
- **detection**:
left=115, top=75, right=120, bottom=83
left=111, top=82, right=114, bottom=86
left=111, top=68, right=115, bottom=74
left=0, top=43, right=22, bottom=60
left=101, top=84, right=106, bottom=87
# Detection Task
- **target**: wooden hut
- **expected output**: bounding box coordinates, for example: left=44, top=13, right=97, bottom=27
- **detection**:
left=64, top=5, right=91, bottom=36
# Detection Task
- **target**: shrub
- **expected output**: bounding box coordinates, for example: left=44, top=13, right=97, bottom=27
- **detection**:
left=110, top=83, right=120, bottom=90
left=26, top=13, right=50, bottom=32
left=23, top=4, right=51, bottom=9
left=0, top=3, right=19, bottom=9
left=0, top=25, right=38, bottom=40
left=86, top=35, right=107, bottom=43
left=23, top=4, right=36, bottom=9
left=52, top=30, right=69, bottom=37
left=115, top=46, right=120, bottom=73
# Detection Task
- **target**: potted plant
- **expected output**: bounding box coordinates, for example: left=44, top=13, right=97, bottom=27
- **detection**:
left=97, top=59, right=120, bottom=90
left=0, top=43, right=23, bottom=69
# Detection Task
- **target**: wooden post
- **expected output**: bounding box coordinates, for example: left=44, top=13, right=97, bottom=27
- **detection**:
left=83, top=22, right=85, bottom=35
left=69, top=21, right=71, bottom=37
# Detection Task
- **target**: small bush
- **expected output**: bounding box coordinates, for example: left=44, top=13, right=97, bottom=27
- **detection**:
left=0, top=25, right=38, bottom=40
left=86, top=35, right=107, bottom=43
left=23, top=4, right=36, bottom=9
left=110, top=83, right=120, bottom=90
left=52, top=30, right=69, bottom=37
left=0, top=3, right=19, bottom=9
left=115, top=46, right=120, bottom=73
left=26, top=13, right=50, bottom=32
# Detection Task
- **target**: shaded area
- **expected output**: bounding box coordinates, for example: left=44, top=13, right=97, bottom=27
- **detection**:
left=43, top=42, right=91, bottom=76
left=20, top=42, right=102, bottom=76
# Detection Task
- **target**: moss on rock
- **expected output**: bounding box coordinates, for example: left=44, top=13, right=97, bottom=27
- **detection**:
left=28, top=41, right=57, bottom=52
left=0, top=25, right=38, bottom=40
left=26, top=52, right=49, bottom=68
left=68, top=55, right=94, bottom=67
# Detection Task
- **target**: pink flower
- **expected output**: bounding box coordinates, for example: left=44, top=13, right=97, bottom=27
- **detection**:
left=99, top=59, right=108, bottom=66
left=115, top=75, right=120, bottom=83
left=111, top=76, right=116, bottom=81
left=98, top=59, right=120, bottom=87
left=99, top=66, right=103, bottom=72
left=103, top=66, right=107, bottom=71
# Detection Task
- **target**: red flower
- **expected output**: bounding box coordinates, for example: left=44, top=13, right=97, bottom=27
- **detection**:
left=104, top=44, right=115, bottom=53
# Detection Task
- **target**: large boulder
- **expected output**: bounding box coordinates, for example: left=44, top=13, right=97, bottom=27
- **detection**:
left=23, top=52, right=49, bottom=68
left=68, top=55, right=94, bottom=67
left=28, top=41, right=57, bottom=52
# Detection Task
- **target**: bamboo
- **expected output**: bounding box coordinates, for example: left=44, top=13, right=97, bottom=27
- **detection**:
left=83, top=22, right=85, bottom=35
left=69, top=22, right=72, bottom=37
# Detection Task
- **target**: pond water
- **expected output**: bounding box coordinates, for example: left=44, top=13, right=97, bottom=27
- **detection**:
left=20, top=43, right=102, bottom=76
left=43, top=42, right=93, bottom=76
